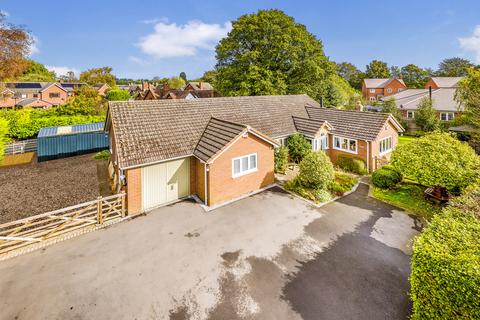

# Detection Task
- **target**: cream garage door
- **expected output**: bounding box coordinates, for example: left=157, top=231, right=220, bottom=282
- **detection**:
left=141, top=158, right=190, bottom=211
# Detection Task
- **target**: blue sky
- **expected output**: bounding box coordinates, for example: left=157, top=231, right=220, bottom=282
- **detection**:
left=2, top=0, right=480, bottom=79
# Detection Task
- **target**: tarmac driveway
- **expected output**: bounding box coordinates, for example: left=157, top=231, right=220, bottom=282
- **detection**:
left=0, top=184, right=420, bottom=320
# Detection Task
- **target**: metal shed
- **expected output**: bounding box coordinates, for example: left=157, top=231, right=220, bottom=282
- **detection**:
left=37, top=122, right=109, bottom=161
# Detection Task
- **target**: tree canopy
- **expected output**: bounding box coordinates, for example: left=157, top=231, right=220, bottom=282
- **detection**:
left=105, top=88, right=130, bottom=101
left=214, top=9, right=334, bottom=101
left=0, top=12, right=32, bottom=80
left=179, top=72, right=187, bottom=82
left=167, top=76, right=186, bottom=89
left=336, top=62, right=364, bottom=89
left=79, top=67, right=116, bottom=86
left=436, top=57, right=474, bottom=77
left=391, top=132, right=479, bottom=192
left=415, top=97, right=439, bottom=132
left=455, top=68, right=480, bottom=128
left=401, top=64, right=429, bottom=88
left=17, top=60, right=56, bottom=82
left=365, top=60, right=390, bottom=78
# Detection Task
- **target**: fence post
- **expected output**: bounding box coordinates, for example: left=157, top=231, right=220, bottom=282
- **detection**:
left=97, top=196, right=103, bottom=224
left=121, top=192, right=126, bottom=217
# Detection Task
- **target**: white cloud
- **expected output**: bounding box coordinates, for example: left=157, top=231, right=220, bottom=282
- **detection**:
left=140, top=17, right=168, bottom=25
left=128, top=56, right=148, bottom=66
left=459, top=25, right=480, bottom=63
left=28, top=35, right=40, bottom=55
left=46, top=65, right=79, bottom=77
left=137, top=20, right=231, bottom=59
left=0, top=10, right=9, bottom=17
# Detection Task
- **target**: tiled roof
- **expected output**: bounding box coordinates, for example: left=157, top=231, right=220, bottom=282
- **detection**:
left=193, top=118, right=247, bottom=162
left=429, top=77, right=463, bottom=88
left=305, top=107, right=402, bottom=141
left=108, top=95, right=402, bottom=169
left=15, top=98, right=53, bottom=107
left=292, top=116, right=330, bottom=137
left=363, top=78, right=406, bottom=88
left=385, top=88, right=462, bottom=112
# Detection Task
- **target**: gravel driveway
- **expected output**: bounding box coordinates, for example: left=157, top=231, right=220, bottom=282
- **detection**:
left=0, top=183, right=419, bottom=319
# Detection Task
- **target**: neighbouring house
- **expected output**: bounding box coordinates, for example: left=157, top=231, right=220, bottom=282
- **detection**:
left=384, top=87, right=462, bottom=132
left=136, top=81, right=219, bottom=101
left=94, top=83, right=111, bottom=96
left=0, top=82, right=87, bottom=109
left=362, top=78, right=407, bottom=102
left=424, top=77, right=463, bottom=89
left=106, top=95, right=403, bottom=214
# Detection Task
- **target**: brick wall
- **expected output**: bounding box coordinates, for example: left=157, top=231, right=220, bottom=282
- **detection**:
left=370, top=121, right=399, bottom=170
left=195, top=158, right=206, bottom=202
left=126, top=168, right=142, bottom=215
left=326, top=135, right=370, bottom=170
left=207, top=133, right=274, bottom=206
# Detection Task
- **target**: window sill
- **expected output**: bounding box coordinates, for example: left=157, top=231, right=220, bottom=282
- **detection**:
left=379, top=150, right=392, bottom=157
left=333, top=147, right=357, bottom=155
left=232, top=168, right=258, bottom=178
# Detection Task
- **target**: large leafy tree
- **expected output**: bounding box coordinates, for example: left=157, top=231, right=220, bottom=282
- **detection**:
left=179, top=71, right=187, bottom=83
left=17, top=60, right=56, bottom=82
left=105, top=88, right=130, bottom=101
left=0, top=12, right=32, bottom=80
left=365, top=60, right=390, bottom=78
left=214, top=9, right=334, bottom=101
left=336, top=62, right=364, bottom=89
left=415, top=97, right=439, bottom=132
left=455, top=68, right=480, bottom=128
left=324, top=74, right=358, bottom=108
left=436, top=57, right=474, bottom=77
left=381, top=97, right=402, bottom=123
left=391, top=132, right=479, bottom=192
left=79, top=67, right=116, bottom=86
left=167, top=76, right=186, bottom=89
left=55, top=85, right=106, bottom=116
left=200, top=70, right=217, bottom=83
left=401, top=64, right=429, bottom=88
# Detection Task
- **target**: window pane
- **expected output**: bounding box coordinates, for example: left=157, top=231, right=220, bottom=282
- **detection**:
left=349, top=140, right=356, bottom=151
left=233, top=159, right=240, bottom=174
left=334, top=137, right=340, bottom=148
left=241, top=157, right=248, bottom=171
left=341, top=138, right=348, bottom=150
left=250, top=155, right=257, bottom=169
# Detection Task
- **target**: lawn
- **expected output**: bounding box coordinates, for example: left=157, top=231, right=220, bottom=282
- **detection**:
left=372, top=182, right=442, bottom=221
left=398, top=135, right=417, bottom=146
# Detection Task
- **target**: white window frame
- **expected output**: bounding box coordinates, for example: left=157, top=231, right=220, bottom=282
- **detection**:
left=386, top=88, right=392, bottom=93
left=407, top=111, right=415, bottom=119
left=277, top=137, right=288, bottom=147
left=440, top=112, right=454, bottom=121
left=379, top=136, right=393, bottom=155
left=333, top=136, right=358, bottom=154
left=232, top=153, right=258, bottom=178
left=369, top=89, right=376, bottom=93
left=21, top=93, right=27, bottom=98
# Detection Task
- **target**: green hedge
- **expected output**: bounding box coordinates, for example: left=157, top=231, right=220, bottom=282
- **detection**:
left=410, top=184, right=480, bottom=319
left=0, top=117, right=9, bottom=161
left=336, top=155, right=367, bottom=175
left=372, top=165, right=402, bottom=189
left=274, top=146, right=289, bottom=173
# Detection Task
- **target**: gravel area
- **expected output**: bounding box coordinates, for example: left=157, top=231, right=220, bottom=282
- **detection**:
left=0, top=154, right=112, bottom=224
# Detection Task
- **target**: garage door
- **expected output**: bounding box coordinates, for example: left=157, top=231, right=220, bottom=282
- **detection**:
left=141, top=158, right=190, bottom=211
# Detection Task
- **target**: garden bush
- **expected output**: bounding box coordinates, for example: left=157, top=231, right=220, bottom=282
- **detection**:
left=274, top=146, right=289, bottom=173
left=286, top=133, right=311, bottom=163
left=106, top=88, right=131, bottom=101
left=372, top=165, right=402, bottom=189
left=336, top=155, right=367, bottom=175
left=329, top=171, right=357, bottom=195
left=284, top=177, right=315, bottom=201
left=0, top=117, right=9, bottom=161
left=410, top=184, right=480, bottom=319
left=298, top=151, right=334, bottom=190
left=314, top=189, right=331, bottom=203
left=392, top=132, right=480, bottom=193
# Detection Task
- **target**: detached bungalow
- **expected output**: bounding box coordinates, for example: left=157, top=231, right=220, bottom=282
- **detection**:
left=106, top=95, right=403, bottom=214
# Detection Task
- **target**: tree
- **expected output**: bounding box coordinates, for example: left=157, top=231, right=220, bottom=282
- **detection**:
left=179, top=72, right=187, bottom=83
left=79, top=67, right=116, bottom=86
left=167, top=76, right=186, bottom=89
left=0, top=12, right=32, bottom=80
left=0, top=117, right=9, bottom=161
left=214, top=9, right=334, bottom=101
left=455, top=68, right=480, bottom=128
left=55, top=85, right=106, bottom=116
left=324, top=74, right=358, bottom=108
left=336, top=62, right=364, bottom=89
left=200, top=70, right=217, bottom=83
left=415, top=97, right=439, bottom=132
left=382, top=97, right=402, bottom=123
left=390, top=65, right=401, bottom=78
left=391, top=132, right=480, bottom=192
left=436, top=57, right=474, bottom=77
left=17, top=60, right=56, bottom=82
left=286, top=133, right=311, bottom=163
left=365, top=60, right=390, bottom=78
left=105, top=88, right=130, bottom=101
left=298, top=151, right=334, bottom=190
left=274, top=146, right=289, bottom=173
left=401, top=64, right=429, bottom=88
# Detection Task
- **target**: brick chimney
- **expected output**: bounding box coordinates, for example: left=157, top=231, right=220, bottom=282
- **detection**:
left=142, top=81, right=148, bottom=91
left=198, top=81, right=203, bottom=90
left=162, top=83, right=170, bottom=96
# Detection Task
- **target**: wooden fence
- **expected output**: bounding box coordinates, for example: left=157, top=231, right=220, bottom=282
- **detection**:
left=5, top=139, right=37, bottom=155
left=0, top=193, right=126, bottom=258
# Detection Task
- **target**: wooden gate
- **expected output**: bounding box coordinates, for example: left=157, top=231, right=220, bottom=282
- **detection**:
left=0, top=193, right=126, bottom=258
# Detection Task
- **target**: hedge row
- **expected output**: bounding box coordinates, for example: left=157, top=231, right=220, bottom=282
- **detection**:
left=336, top=155, right=367, bottom=175
left=0, top=117, right=9, bottom=161
left=410, top=183, right=480, bottom=319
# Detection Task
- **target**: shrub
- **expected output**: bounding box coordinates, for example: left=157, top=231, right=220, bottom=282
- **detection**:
left=315, top=189, right=331, bottom=203
left=287, top=133, right=311, bottom=163
left=106, top=88, right=131, bottom=101
left=284, top=177, right=315, bottom=201
left=0, top=117, right=9, bottom=161
left=298, top=151, right=334, bottom=190
left=329, top=171, right=358, bottom=195
left=274, top=146, right=289, bottom=173
left=336, top=155, right=367, bottom=175
left=410, top=184, right=480, bottom=319
left=372, top=165, right=402, bottom=189
left=392, top=132, right=480, bottom=193
left=94, top=150, right=110, bottom=160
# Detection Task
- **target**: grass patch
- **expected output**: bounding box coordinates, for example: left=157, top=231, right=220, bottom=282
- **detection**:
left=398, top=135, right=417, bottom=146
left=93, top=150, right=110, bottom=160
left=372, top=182, right=442, bottom=220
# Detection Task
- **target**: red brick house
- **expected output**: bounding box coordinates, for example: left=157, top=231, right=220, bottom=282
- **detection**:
left=106, top=95, right=403, bottom=214
left=362, top=78, right=407, bottom=102
left=424, top=77, right=463, bottom=89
